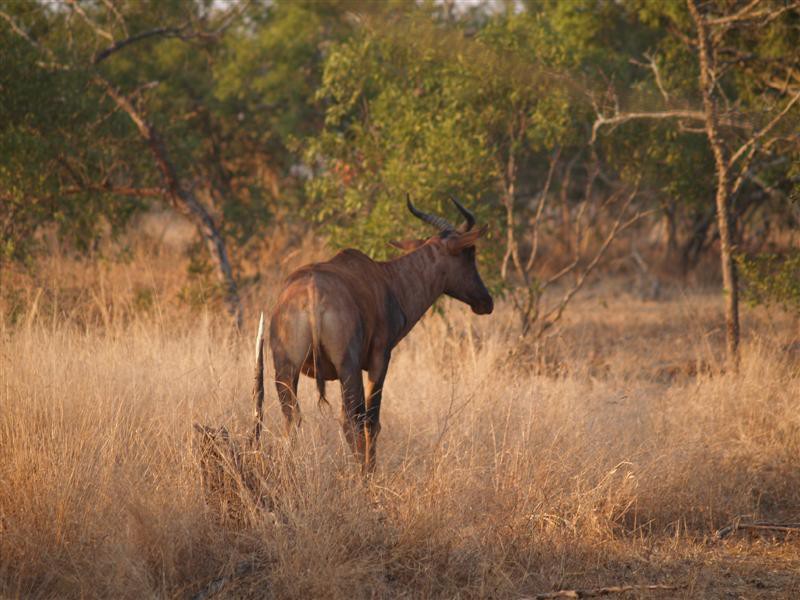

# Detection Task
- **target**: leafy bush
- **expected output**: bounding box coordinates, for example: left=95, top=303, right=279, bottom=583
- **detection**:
left=738, top=251, right=800, bottom=313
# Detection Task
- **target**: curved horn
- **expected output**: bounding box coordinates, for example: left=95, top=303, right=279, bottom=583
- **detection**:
left=406, top=194, right=455, bottom=232
left=450, top=196, right=476, bottom=231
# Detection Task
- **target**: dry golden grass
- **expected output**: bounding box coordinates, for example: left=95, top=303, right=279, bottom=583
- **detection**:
left=2, top=222, right=800, bottom=599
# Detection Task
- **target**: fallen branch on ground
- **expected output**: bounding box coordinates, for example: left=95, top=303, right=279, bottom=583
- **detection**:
left=716, top=520, right=800, bottom=539
left=527, top=584, right=682, bottom=599
left=191, top=561, right=255, bottom=600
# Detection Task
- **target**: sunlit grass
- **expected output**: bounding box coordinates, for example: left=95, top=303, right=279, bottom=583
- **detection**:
left=2, top=236, right=800, bottom=598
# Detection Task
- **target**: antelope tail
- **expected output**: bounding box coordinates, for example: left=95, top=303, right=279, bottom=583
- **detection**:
left=313, top=352, right=329, bottom=410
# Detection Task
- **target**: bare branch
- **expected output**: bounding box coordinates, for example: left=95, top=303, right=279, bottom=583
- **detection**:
left=0, top=9, right=72, bottom=71
left=668, top=22, right=697, bottom=49
left=205, top=0, right=252, bottom=37
left=0, top=10, right=41, bottom=48
left=730, top=143, right=758, bottom=197
left=541, top=185, right=648, bottom=329
left=100, top=0, right=128, bottom=37
left=500, top=136, right=521, bottom=281
left=678, top=122, right=707, bottom=134
left=91, top=0, right=249, bottom=64
left=592, top=108, right=754, bottom=143
left=529, top=584, right=682, bottom=599
left=727, top=88, right=800, bottom=169
left=525, top=147, right=561, bottom=273
left=541, top=258, right=579, bottom=291
left=716, top=519, right=800, bottom=539
left=630, top=53, right=670, bottom=103
left=65, top=0, right=114, bottom=42
left=592, top=110, right=710, bottom=143
left=0, top=9, right=57, bottom=62
left=93, top=25, right=189, bottom=65
left=573, top=155, right=599, bottom=259
left=758, top=68, right=800, bottom=95
left=705, top=0, right=763, bottom=26
left=62, top=185, right=164, bottom=198
left=707, top=0, right=800, bottom=26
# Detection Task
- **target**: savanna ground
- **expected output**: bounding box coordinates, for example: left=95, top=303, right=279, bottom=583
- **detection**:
left=2, top=214, right=800, bottom=599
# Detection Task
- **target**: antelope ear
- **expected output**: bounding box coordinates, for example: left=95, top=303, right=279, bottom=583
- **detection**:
left=445, top=225, right=488, bottom=254
left=388, top=239, right=426, bottom=252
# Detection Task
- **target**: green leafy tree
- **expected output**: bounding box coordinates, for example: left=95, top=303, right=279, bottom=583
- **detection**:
left=0, top=1, right=401, bottom=323
left=309, top=9, right=650, bottom=337
left=592, top=0, right=800, bottom=365
left=308, top=15, right=499, bottom=257
left=0, top=6, right=147, bottom=261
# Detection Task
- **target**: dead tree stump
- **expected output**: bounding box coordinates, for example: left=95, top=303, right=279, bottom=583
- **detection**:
left=193, top=313, right=271, bottom=520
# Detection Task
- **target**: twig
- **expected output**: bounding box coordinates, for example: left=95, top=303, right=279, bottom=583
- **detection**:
left=65, top=0, right=114, bottom=41
left=729, top=143, right=758, bottom=197
left=716, top=520, right=800, bottom=539
left=62, top=185, right=165, bottom=198
left=525, top=147, right=561, bottom=272
left=89, top=2, right=250, bottom=65
left=630, top=53, right=670, bottom=103
left=90, top=0, right=249, bottom=65
left=707, top=0, right=800, bottom=26
left=705, top=0, right=762, bottom=26
left=541, top=185, right=650, bottom=328
left=0, top=10, right=44, bottom=53
left=727, top=87, right=800, bottom=169
left=0, top=9, right=70, bottom=72
left=93, top=25, right=190, bottom=64
left=100, top=0, right=128, bottom=37
left=529, top=584, right=682, bottom=599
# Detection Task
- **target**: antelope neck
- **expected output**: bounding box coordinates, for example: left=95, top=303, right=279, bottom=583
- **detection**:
left=380, top=244, right=445, bottom=327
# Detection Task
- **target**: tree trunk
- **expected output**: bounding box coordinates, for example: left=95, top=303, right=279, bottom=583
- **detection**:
left=687, top=0, right=740, bottom=365
left=712, top=166, right=740, bottom=365
left=678, top=207, right=715, bottom=275
left=662, top=200, right=677, bottom=263
left=97, top=77, right=243, bottom=328
left=500, top=149, right=520, bottom=282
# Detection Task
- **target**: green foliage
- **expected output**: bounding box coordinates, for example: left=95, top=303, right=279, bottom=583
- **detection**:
left=307, top=13, right=587, bottom=269
left=308, top=18, right=495, bottom=258
left=0, top=10, right=144, bottom=260
left=2, top=0, right=799, bottom=302
left=0, top=0, right=339, bottom=263
left=738, top=252, right=800, bottom=314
